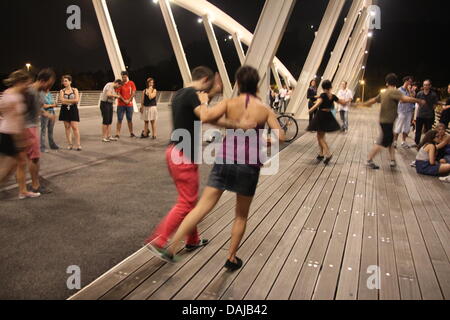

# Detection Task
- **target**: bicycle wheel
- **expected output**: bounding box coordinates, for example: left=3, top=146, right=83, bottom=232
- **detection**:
left=277, top=115, right=299, bottom=143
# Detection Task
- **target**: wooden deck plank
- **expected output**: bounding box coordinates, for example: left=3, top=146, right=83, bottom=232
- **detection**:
left=289, top=115, right=363, bottom=300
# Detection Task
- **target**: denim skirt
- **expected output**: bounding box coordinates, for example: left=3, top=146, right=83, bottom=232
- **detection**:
left=207, top=163, right=261, bottom=197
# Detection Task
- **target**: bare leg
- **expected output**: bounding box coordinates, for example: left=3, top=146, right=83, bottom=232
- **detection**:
left=102, top=125, right=108, bottom=139
left=388, top=145, right=396, bottom=161
left=168, top=187, right=224, bottom=255
left=228, top=194, right=253, bottom=263
left=127, top=121, right=134, bottom=135
left=439, top=164, right=450, bottom=175
left=16, top=152, right=28, bottom=195
left=144, top=121, right=149, bottom=135
left=402, top=133, right=408, bottom=143
left=116, top=121, right=122, bottom=137
left=64, top=122, right=72, bottom=147
left=29, top=158, right=40, bottom=190
left=0, top=156, right=17, bottom=183
left=316, top=132, right=324, bottom=156
left=151, top=120, right=156, bottom=138
left=368, top=144, right=383, bottom=162
left=71, top=122, right=81, bottom=148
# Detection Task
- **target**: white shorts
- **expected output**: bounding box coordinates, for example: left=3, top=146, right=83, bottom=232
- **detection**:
left=141, top=106, right=158, bottom=121
left=394, top=112, right=413, bottom=134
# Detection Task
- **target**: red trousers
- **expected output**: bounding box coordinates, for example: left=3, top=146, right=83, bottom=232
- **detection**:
left=146, top=145, right=200, bottom=247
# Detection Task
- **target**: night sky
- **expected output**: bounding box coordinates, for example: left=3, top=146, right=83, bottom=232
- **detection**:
left=1, top=0, right=449, bottom=97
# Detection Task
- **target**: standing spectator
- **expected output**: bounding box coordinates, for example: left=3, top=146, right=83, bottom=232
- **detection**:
left=18, top=69, right=56, bottom=196
left=439, top=84, right=450, bottom=129
left=0, top=70, right=31, bottom=196
left=59, top=75, right=81, bottom=151
left=279, top=84, right=288, bottom=113
left=99, top=79, right=122, bottom=142
left=415, top=80, right=439, bottom=146
left=140, top=78, right=158, bottom=139
left=114, top=71, right=136, bottom=138
left=393, top=76, right=415, bottom=148
left=336, top=81, right=353, bottom=132
left=40, top=88, right=59, bottom=152
left=307, top=79, right=319, bottom=125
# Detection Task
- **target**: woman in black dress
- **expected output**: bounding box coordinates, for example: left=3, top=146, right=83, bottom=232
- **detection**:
left=59, top=75, right=81, bottom=151
left=307, top=80, right=351, bottom=165
left=307, top=79, right=319, bottom=125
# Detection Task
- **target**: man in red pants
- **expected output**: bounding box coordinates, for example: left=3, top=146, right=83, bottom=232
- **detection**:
left=145, top=67, right=221, bottom=254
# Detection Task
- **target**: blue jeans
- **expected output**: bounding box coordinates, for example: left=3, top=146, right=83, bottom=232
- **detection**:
left=339, top=110, right=349, bottom=130
left=40, top=110, right=58, bottom=150
left=117, top=106, right=133, bottom=123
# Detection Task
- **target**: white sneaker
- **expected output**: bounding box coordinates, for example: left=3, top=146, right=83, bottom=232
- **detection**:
left=19, top=192, right=41, bottom=200
left=108, top=136, right=118, bottom=141
left=401, top=142, right=409, bottom=149
left=102, top=138, right=111, bottom=143
left=410, top=161, right=416, bottom=167
left=439, top=176, right=450, bottom=183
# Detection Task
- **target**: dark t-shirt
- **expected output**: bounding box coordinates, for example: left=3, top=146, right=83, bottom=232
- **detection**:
left=416, top=90, right=438, bottom=119
left=170, top=87, right=201, bottom=162
left=319, top=93, right=338, bottom=110
left=307, top=87, right=318, bottom=108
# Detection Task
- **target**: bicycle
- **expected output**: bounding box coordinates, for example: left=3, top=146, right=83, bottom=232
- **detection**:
left=272, top=101, right=299, bottom=143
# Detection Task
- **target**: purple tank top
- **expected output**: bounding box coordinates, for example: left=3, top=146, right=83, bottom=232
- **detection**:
left=218, top=95, right=265, bottom=167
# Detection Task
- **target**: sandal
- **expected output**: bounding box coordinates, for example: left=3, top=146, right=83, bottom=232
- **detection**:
left=224, top=257, right=243, bottom=272
left=75, top=146, right=82, bottom=151
left=67, top=145, right=73, bottom=150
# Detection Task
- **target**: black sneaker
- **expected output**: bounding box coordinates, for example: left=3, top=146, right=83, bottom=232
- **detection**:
left=316, top=155, right=325, bottom=162
left=324, top=155, right=333, bottom=165
left=366, top=161, right=380, bottom=170
left=224, top=257, right=243, bottom=272
left=185, top=239, right=209, bottom=252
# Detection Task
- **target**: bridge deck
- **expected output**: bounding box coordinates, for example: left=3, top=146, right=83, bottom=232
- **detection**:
left=70, top=107, right=450, bottom=300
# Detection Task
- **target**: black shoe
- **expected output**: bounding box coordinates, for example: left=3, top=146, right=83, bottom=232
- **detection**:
left=140, top=131, right=149, bottom=139
left=31, top=185, right=52, bottom=194
left=366, top=161, right=380, bottom=170
left=185, top=239, right=209, bottom=252
left=50, top=145, right=60, bottom=150
left=316, top=155, right=324, bottom=162
left=224, top=257, right=243, bottom=272
left=130, top=133, right=136, bottom=138
left=324, top=155, right=333, bottom=165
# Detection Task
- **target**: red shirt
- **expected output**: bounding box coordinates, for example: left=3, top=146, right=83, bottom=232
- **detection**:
left=116, top=80, right=136, bottom=107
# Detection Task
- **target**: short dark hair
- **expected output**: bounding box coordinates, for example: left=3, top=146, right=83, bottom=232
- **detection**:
left=37, top=68, right=56, bottom=82
left=236, top=66, right=259, bottom=96
left=385, top=73, right=398, bottom=86
left=402, top=76, right=413, bottom=83
left=114, top=79, right=123, bottom=85
left=191, top=66, right=214, bottom=82
left=62, top=75, right=72, bottom=82
left=121, top=71, right=129, bottom=76
left=424, top=79, right=432, bottom=85
left=321, top=80, right=332, bottom=90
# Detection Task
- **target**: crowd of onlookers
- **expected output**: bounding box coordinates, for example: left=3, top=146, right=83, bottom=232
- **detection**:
left=0, top=68, right=160, bottom=199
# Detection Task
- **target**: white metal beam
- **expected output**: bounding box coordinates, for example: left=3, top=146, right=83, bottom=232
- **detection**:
left=239, top=0, right=296, bottom=100
left=92, top=0, right=126, bottom=79
left=232, top=32, right=246, bottom=65
left=287, top=0, right=346, bottom=118
left=333, top=2, right=371, bottom=89
left=321, top=0, right=364, bottom=83
left=159, top=0, right=192, bottom=86
left=93, top=0, right=139, bottom=111
left=271, top=64, right=283, bottom=90
left=202, top=15, right=233, bottom=98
